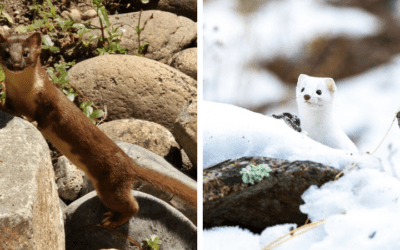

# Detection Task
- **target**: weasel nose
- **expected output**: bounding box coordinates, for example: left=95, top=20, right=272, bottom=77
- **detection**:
left=13, top=63, right=21, bottom=69
left=304, top=94, right=311, bottom=101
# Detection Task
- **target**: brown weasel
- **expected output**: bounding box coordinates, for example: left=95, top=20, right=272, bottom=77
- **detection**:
left=0, top=32, right=197, bottom=228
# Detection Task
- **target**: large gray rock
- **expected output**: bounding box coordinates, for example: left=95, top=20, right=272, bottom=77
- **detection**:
left=173, top=99, right=197, bottom=169
left=68, top=54, right=197, bottom=131
left=98, top=118, right=186, bottom=169
left=0, top=111, right=65, bottom=250
left=203, top=156, right=341, bottom=233
left=143, top=0, right=197, bottom=21
left=65, top=191, right=197, bottom=250
left=168, top=47, right=197, bottom=80
left=84, top=10, right=197, bottom=64
left=54, top=156, right=85, bottom=202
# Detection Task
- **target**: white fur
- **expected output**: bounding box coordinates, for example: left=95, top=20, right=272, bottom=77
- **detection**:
left=296, top=74, right=358, bottom=152
left=33, top=65, right=44, bottom=90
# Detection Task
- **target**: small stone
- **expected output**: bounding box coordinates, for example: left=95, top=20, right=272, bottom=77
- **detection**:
left=69, top=8, right=81, bottom=22
left=61, top=9, right=81, bottom=22
left=82, top=9, right=97, bottom=20
left=61, top=10, right=69, bottom=19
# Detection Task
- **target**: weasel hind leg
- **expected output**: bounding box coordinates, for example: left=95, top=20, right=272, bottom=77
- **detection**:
left=99, top=187, right=139, bottom=228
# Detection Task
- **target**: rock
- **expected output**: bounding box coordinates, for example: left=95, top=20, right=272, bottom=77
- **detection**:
left=168, top=48, right=197, bottom=79
left=0, top=111, right=65, bottom=249
left=78, top=173, right=95, bottom=198
left=143, top=0, right=197, bottom=21
left=61, top=9, right=81, bottom=22
left=68, top=54, right=197, bottom=131
left=54, top=156, right=85, bottom=201
left=203, top=156, right=341, bottom=233
left=98, top=118, right=187, bottom=169
left=270, top=113, right=301, bottom=133
left=83, top=10, right=197, bottom=64
left=69, top=9, right=82, bottom=22
left=173, top=99, right=197, bottom=169
left=65, top=191, right=196, bottom=250
left=81, top=9, right=97, bottom=20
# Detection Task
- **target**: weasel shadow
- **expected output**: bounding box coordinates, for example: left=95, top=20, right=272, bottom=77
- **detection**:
left=0, top=110, right=14, bottom=129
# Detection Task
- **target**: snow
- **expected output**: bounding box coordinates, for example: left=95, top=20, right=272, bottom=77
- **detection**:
left=203, top=0, right=400, bottom=249
left=202, top=99, right=400, bottom=249
left=203, top=226, right=260, bottom=250
left=204, top=165, right=400, bottom=249
left=203, top=101, right=381, bottom=170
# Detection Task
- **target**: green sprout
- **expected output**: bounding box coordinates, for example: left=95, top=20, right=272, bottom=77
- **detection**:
left=240, top=164, right=272, bottom=184
left=80, top=102, right=104, bottom=124
left=145, top=235, right=161, bottom=250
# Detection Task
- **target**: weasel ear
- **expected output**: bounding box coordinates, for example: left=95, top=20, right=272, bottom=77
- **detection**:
left=326, top=78, right=336, bottom=93
left=298, top=74, right=308, bottom=83
left=27, top=32, right=42, bottom=50
left=0, top=33, right=6, bottom=43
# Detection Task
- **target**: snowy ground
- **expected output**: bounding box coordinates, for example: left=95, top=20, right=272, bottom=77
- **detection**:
left=203, top=101, right=400, bottom=249
left=203, top=0, right=400, bottom=249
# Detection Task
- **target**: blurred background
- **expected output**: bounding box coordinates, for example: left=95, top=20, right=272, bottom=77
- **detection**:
left=203, top=0, right=400, bottom=175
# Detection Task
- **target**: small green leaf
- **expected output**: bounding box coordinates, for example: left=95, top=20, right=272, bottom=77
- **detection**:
left=97, top=5, right=110, bottom=27
left=15, top=25, right=29, bottom=33
left=145, top=235, right=161, bottom=250
left=0, top=68, right=5, bottom=81
left=0, top=91, right=6, bottom=101
left=42, top=45, right=60, bottom=53
left=80, top=101, right=93, bottom=110
left=90, top=109, right=104, bottom=119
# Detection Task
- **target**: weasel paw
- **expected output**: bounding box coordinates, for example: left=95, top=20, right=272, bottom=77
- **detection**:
left=101, top=211, right=115, bottom=227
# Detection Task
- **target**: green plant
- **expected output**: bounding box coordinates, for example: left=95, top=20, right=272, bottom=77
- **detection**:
left=145, top=235, right=161, bottom=250
left=135, top=9, right=149, bottom=56
left=80, top=101, right=104, bottom=124
left=0, top=68, right=6, bottom=103
left=87, top=0, right=126, bottom=55
left=47, top=62, right=104, bottom=124
left=0, top=4, right=12, bottom=23
left=17, top=0, right=58, bottom=33
left=240, top=164, right=272, bottom=184
left=96, top=25, right=127, bottom=55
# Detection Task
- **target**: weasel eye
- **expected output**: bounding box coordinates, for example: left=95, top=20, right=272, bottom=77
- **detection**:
left=2, top=51, right=10, bottom=58
left=301, top=88, right=305, bottom=92
left=23, top=52, right=29, bottom=57
left=316, top=90, right=322, bottom=95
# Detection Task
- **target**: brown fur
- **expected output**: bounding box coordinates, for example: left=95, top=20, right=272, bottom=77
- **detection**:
left=0, top=32, right=197, bottom=228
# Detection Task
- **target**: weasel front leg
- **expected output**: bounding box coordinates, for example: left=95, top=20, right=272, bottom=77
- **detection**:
left=0, top=97, right=38, bottom=127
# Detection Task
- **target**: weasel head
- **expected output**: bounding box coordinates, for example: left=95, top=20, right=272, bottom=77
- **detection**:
left=0, top=32, right=42, bottom=75
left=296, top=74, right=336, bottom=111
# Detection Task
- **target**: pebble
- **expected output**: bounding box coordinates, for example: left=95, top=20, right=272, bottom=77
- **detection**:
left=82, top=9, right=97, bottom=20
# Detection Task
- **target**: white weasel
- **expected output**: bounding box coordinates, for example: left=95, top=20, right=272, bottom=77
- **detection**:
left=296, top=74, right=358, bottom=152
